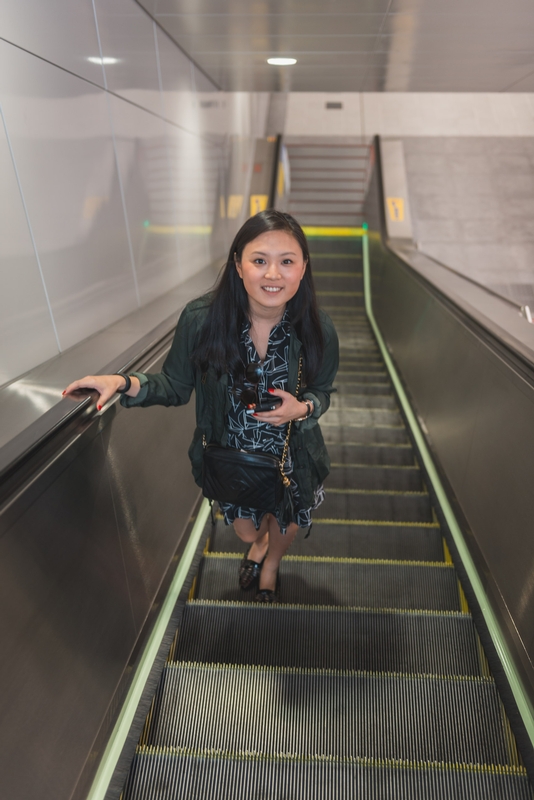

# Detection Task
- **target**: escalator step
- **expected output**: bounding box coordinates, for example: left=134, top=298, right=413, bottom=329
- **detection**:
left=326, top=442, right=414, bottom=465
left=322, top=423, right=408, bottom=445
left=324, top=408, right=402, bottom=426
left=318, top=488, right=432, bottom=522
left=175, top=601, right=482, bottom=676
left=302, top=521, right=441, bottom=559
left=196, top=555, right=460, bottom=610
left=335, top=373, right=389, bottom=384
left=330, top=393, right=396, bottom=409
left=327, top=464, right=423, bottom=491
left=210, top=519, right=443, bottom=561
left=123, top=750, right=531, bottom=800
left=314, top=277, right=364, bottom=293
left=144, top=663, right=514, bottom=767
left=334, top=382, right=392, bottom=395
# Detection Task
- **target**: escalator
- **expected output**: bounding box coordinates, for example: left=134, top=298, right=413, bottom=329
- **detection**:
left=119, top=233, right=532, bottom=799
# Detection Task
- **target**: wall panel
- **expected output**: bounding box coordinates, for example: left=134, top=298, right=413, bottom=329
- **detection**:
left=0, top=108, right=59, bottom=382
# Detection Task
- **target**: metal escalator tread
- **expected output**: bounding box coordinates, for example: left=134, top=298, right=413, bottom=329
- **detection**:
left=326, top=442, right=415, bottom=465
left=210, top=518, right=443, bottom=560
left=123, top=750, right=532, bottom=800
left=144, top=662, right=512, bottom=766
left=317, top=489, right=433, bottom=523
left=327, top=464, right=423, bottom=491
left=196, top=554, right=461, bottom=610
left=174, top=601, right=481, bottom=676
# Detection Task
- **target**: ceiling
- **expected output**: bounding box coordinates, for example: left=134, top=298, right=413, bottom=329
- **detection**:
left=136, top=0, right=534, bottom=93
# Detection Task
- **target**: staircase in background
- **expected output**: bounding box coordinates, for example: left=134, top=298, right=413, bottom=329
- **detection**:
left=286, top=138, right=371, bottom=227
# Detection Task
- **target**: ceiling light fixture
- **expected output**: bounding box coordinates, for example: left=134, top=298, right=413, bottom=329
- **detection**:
left=88, top=57, right=119, bottom=65
left=267, top=58, right=297, bottom=66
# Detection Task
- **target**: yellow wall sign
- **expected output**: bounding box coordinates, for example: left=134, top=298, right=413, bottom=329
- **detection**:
left=250, top=194, right=268, bottom=215
left=227, top=195, right=243, bottom=219
left=386, top=197, right=405, bottom=222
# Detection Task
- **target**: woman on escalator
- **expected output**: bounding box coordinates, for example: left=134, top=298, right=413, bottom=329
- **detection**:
left=63, top=210, right=339, bottom=603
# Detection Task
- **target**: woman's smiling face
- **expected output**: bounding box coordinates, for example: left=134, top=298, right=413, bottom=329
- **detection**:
left=235, top=230, right=307, bottom=316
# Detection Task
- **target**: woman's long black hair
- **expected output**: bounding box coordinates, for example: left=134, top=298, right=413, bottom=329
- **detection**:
left=193, top=209, right=324, bottom=384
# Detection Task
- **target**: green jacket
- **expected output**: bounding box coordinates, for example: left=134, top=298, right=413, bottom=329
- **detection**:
left=121, top=295, right=339, bottom=507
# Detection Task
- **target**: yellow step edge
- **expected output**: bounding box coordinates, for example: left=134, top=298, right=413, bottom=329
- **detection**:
left=323, top=442, right=412, bottom=449
left=326, top=487, right=428, bottom=496
left=303, top=226, right=364, bottom=236
left=204, top=552, right=452, bottom=568
left=329, top=462, right=418, bottom=470
left=189, top=598, right=470, bottom=618
left=134, top=744, right=527, bottom=777
left=312, top=518, right=439, bottom=527
left=321, top=422, right=400, bottom=429
left=213, top=514, right=436, bottom=528
left=164, top=659, right=493, bottom=685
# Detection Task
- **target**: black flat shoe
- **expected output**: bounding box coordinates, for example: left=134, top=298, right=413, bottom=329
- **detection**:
left=238, top=545, right=266, bottom=590
left=255, top=571, right=280, bottom=604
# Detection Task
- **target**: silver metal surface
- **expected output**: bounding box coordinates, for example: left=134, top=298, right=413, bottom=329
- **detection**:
left=365, top=149, right=534, bottom=703
left=0, top=351, right=200, bottom=800
left=136, top=0, right=534, bottom=92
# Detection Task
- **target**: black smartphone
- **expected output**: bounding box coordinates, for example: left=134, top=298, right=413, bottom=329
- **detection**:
left=246, top=396, right=282, bottom=413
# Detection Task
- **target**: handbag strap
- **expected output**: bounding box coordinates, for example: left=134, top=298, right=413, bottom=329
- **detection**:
left=279, top=354, right=303, bottom=487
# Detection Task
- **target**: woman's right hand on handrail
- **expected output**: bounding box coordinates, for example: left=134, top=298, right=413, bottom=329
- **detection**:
left=62, top=374, right=140, bottom=411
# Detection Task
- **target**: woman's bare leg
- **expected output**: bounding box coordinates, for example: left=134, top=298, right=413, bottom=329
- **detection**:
left=259, top=518, right=299, bottom=592
left=233, top=516, right=269, bottom=562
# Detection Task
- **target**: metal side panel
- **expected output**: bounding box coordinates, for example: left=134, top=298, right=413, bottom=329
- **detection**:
left=367, top=231, right=534, bottom=700
left=0, top=374, right=198, bottom=800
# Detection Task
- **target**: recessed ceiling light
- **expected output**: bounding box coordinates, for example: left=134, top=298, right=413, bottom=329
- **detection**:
left=88, top=57, right=119, bottom=65
left=267, top=57, right=297, bottom=66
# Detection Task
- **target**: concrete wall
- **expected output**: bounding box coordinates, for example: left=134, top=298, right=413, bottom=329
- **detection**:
left=402, top=137, right=534, bottom=307
left=286, top=92, right=534, bottom=138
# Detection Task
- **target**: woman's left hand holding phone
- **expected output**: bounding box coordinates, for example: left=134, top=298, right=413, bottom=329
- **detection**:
left=62, top=374, right=141, bottom=411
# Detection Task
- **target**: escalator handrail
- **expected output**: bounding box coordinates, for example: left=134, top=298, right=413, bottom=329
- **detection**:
left=0, top=312, right=178, bottom=487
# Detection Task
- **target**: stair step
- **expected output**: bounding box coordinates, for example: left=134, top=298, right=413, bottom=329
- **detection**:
left=324, top=408, right=402, bottom=427
left=289, top=145, right=369, bottom=157
left=210, top=518, right=442, bottom=560
left=124, top=750, right=531, bottom=800
left=318, top=293, right=364, bottom=307
left=327, top=463, right=423, bottom=491
left=318, top=488, right=432, bottom=522
left=337, top=361, right=385, bottom=372
left=175, top=602, right=481, bottom=676
left=315, top=276, right=364, bottom=293
left=334, top=383, right=392, bottom=396
left=326, top=442, right=414, bottom=466
left=334, top=372, right=389, bottom=384
left=144, top=663, right=512, bottom=767
left=306, top=240, right=363, bottom=255
left=196, top=555, right=460, bottom=611
left=330, top=393, right=396, bottom=408
left=322, top=423, right=408, bottom=445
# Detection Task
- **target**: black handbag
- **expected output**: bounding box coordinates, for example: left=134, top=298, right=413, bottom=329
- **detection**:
left=201, top=357, right=302, bottom=521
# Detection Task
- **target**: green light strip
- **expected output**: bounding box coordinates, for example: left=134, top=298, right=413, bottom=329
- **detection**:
left=86, top=498, right=211, bottom=800
left=362, top=231, right=534, bottom=747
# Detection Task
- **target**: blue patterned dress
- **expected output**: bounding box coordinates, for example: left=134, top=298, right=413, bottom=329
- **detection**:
left=219, top=312, right=325, bottom=533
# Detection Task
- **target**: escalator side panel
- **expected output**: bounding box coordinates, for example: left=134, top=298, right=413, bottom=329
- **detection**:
left=0, top=365, right=198, bottom=800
